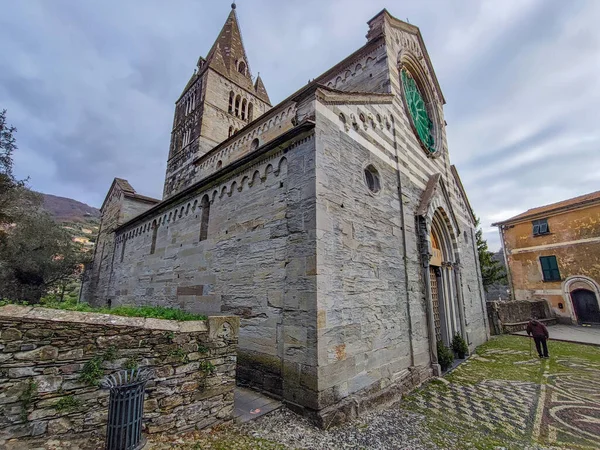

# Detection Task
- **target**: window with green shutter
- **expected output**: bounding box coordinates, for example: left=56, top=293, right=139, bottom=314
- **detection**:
left=532, top=218, right=549, bottom=236
left=540, top=256, right=561, bottom=281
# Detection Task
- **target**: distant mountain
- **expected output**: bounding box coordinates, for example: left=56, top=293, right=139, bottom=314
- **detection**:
left=40, top=193, right=100, bottom=222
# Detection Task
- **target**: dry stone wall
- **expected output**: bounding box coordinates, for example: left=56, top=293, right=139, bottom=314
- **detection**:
left=0, top=305, right=238, bottom=448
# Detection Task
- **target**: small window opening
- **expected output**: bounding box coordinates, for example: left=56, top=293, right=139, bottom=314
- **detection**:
left=238, top=61, right=246, bottom=74
left=199, top=195, right=210, bottom=241
left=228, top=91, right=234, bottom=114
left=364, top=165, right=381, bottom=194
left=241, top=99, right=247, bottom=120
left=533, top=218, right=549, bottom=236
left=251, top=138, right=259, bottom=150
left=150, top=222, right=158, bottom=255
left=120, top=238, right=126, bottom=262
left=248, top=103, right=254, bottom=121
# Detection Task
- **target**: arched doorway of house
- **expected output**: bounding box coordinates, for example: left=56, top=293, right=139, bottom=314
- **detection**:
left=571, top=289, right=600, bottom=324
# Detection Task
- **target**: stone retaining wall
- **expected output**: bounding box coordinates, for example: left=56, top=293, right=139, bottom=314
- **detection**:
left=487, top=300, right=553, bottom=335
left=0, top=305, right=239, bottom=448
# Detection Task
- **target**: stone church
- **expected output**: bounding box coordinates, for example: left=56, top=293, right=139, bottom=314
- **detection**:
left=82, top=5, right=488, bottom=425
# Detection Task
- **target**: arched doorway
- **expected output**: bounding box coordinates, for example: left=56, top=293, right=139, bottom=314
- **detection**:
left=428, top=210, right=462, bottom=347
left=571, top=289, right=600, bottom=324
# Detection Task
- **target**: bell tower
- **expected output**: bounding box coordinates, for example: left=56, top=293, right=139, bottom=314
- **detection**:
left=163, top=3, right=271, bottom=199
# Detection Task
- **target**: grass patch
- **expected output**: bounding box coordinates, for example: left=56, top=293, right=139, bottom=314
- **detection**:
left=1, top=298, right=206, bottom=321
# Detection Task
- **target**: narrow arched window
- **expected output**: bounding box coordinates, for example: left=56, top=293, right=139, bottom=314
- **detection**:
left=241, top=99, right=247, bottom=120
left=228, top=91, right=234, bottom=113
left=120, top=238, right=126, bottom=262
left=228, top=126, right=233, bottom=137
left=248, top=103, right=254, bottom=121
left=238, top=61, right=246, bottom=74
left=150, top=221, right=158, bottom=254
left=235, top=95, right=241, bottom=117
left=199, top=195, right=210, bottom=241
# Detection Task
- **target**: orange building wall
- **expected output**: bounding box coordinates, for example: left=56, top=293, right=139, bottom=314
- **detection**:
left=500, top=204, right=600, bottom=322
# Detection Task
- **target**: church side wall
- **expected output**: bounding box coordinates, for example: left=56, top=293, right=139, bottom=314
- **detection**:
left=96, top=132, right=318, bottom=401
left=313, top=99, right=432, bottom=425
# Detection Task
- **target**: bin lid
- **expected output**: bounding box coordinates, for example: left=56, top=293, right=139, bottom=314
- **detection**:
left=101, top=368, right=153, bottom=389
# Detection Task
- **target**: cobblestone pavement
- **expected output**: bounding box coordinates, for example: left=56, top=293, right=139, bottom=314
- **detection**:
left=147, top=335, right=600, bottom=449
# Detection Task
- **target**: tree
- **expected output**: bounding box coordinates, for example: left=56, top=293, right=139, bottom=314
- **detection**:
left=0, top=212, right=89, bottom=303
left=475, top=217, right=507, bottom=291
left=0, top=109, right=38, bottom=235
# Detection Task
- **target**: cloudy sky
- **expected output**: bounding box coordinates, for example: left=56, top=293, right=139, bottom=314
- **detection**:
left=1, top=0, right=599, bottom=249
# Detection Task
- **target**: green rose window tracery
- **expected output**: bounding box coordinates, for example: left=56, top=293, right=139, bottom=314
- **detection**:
left=401, top=69, right=436, bottom=154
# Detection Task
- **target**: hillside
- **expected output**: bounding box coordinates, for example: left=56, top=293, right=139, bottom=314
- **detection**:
left=41, top=193, right=100, bottom=222
left=39, top=193, right=100, bottom=251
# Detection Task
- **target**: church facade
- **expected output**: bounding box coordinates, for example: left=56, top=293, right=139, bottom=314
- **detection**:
left=82, top=6, right=488, bottom=425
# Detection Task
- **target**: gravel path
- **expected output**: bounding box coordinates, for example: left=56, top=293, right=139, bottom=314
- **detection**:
left=237, top=406, right=443, bottom=450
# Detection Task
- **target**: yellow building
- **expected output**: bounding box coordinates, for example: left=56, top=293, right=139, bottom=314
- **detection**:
left=493, top=191, right=600, bottom=325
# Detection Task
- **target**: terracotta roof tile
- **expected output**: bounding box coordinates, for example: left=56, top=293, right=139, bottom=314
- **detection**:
left=494, top=190, right=600, bottom=225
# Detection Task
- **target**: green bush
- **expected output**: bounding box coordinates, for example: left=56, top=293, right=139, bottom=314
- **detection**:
left=437, top=341, right=454, bottom=372
left=55, top=395, right=81, bottom=412
left=79, top=356, right=104, bottom=386
left=451, top=333, right=469, bottom=359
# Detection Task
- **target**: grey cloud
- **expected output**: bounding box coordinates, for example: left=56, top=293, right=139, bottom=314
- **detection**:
left=1, top=0, right=598, bottom=251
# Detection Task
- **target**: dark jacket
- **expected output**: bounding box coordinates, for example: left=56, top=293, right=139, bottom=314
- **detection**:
left=526, top=320, right=549, bottom=339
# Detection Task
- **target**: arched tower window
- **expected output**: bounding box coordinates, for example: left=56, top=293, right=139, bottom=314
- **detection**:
left=199, top=195, right=210, bottom=241
left=228, top=126, right=233, bottom=137
left=150, top=221, right=158, bottom=255
left=248, top=103, right=254, bottom=121
left=235, top=95, right=241, bottom=117
left=238, top=61, right=246, bottom=74
left=228, top=91, right=234, bottom=114
left=241, top=99, right=247, bottom=120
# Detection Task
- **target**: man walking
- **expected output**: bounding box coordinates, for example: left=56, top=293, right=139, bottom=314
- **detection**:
left=526, top=318, right=550, bottom=358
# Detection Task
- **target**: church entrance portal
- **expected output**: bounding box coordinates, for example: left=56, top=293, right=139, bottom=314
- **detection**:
left=571, top=289, right=600, bottom=324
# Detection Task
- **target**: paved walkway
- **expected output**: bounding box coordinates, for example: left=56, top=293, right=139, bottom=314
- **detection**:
left=514, top=324, right=600, bottom=346
left=147, top=335, right=600, bottom=449
left=233, top=386, right=282, bottom=423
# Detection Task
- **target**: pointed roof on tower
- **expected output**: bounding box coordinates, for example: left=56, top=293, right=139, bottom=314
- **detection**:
left=254, top=74, right=270, bottom=104
left=205, top=3, right=255, bottom=90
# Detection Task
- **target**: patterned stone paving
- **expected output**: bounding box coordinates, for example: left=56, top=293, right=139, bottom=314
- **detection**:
left=415, top=379, right=539, bottom=438
left=537, top=359, right=600, bottom=448
left=407, top=338, right=600, bottom=449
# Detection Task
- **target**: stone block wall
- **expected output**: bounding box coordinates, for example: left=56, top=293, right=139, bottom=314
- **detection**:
left=0, top=305, right=238, bottom=448
left=487, top=299, right=554, bottom=334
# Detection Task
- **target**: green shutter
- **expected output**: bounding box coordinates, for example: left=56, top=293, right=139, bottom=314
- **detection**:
left=540, top=256, right=560, bottom=281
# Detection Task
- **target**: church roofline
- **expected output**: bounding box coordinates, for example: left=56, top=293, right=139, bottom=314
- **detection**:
left=115, top=120, right=315, bottom=232
left=371, top=8, right=446, bottom=104
left=450, top=165, right=476, bottom=224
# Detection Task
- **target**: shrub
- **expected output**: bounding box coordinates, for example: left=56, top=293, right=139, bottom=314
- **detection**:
left=452, top=333, right=469, bottom=359
left=55, top=395, right=81, bottom=412
left=437, top=341, right=454, bottom=372
left=79, top=356, right=104, bottom=386
left=19, top=379, right=38, bottom=421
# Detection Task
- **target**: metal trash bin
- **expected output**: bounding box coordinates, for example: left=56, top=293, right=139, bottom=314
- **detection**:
left=101, top=368, right=153, bottom=450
